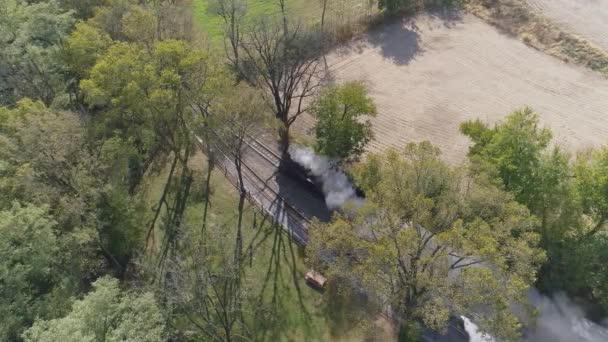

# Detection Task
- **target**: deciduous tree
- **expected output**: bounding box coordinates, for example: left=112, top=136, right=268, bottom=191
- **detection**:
left=313, top=81, right=377, bottom=162
left=0, top=0, right=75, bottom=106
left=0, top=203, right=59, bottom=341
left=240, top=19, right=330, bottom=153
left=308, top=142, right=545, bottom=340
left=23, top=277, right=165, bottom=342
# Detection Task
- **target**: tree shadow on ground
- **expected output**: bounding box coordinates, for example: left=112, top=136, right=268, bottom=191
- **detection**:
left=275, top=159, right=332, bottom=224
left=366, top=18, right=423, bottom=66
left=322, top=280, right=379, bottom=339
left=332, top=6, right=465, bottom=66
left=425, top=5, right=464, bottom=28
left=249, top=203, right=322, bottom=342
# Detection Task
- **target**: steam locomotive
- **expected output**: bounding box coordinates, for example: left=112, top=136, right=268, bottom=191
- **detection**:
left=279, top=156, right=365, bottom=204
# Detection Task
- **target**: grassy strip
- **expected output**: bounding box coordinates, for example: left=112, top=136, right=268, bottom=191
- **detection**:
left=193, top=0, right=384, bottom=43
left=143, top=152, right=385, bottom=341
left=194, top=0, right=322, bottom=42
left=465, top=0, right=608, bottom=76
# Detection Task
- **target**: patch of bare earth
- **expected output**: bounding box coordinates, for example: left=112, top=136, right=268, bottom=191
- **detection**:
left=528, top=0, right=608, bottom=51
left=296, top=12, right=608, bottom=163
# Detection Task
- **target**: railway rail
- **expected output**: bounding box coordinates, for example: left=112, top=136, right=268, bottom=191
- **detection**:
left=194, top=130, right=312, bottom=246
left=194, top=130, right=473, bottom=341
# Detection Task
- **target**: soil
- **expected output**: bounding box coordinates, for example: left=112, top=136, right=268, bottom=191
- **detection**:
left=528, top=0, right=608, bottom=51
left=297, top=11, right=608, bottom=163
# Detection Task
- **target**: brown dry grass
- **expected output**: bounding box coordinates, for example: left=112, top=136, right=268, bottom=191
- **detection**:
left=465, top=0, right=608, bottom=75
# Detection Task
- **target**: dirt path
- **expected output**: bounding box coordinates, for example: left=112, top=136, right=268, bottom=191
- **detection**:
left=528, top=0, right=608, bottom=51
left=298, top=11, right=608, bottom=163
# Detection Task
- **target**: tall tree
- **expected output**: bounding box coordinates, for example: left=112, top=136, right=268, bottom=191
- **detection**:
left=0, top=0, right=75, bottom=106
left=460, top=108, right=608, bottom=312
left=209, top=0, right=248, bottom=75
left=213, top=84, right=270, bottom=270
left=23, top=277, right=165, bottom=342
left=0, top=100, right=143, bottom=276
left=308, top=142, right=545, bottom=340
left=313, top=81, right=377, bottom=163
left=460, top=108, right=579, bottom=242
left=574, top=147, right=608, bottom=237
left=62, top=22, right=112, bottom=108
left=0, top=204, right=60, bottom=341
left=240, top=19, right=330, bottom=153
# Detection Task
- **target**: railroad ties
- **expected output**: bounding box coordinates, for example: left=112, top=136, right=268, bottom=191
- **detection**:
left=195, top=131, right=312, bottom=246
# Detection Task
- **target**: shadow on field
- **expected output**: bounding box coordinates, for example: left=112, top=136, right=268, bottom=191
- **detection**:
left=426, top=6, right=464, bottom=28
left=367, top=19, right=422, bottom=65
left=334, top=7, right=465, bottom=66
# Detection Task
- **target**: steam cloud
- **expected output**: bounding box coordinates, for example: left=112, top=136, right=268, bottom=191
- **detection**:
left=463, top=289, right=608, bottom=342
left=522, top=289, right=608, bottom=342
left=289, top=146, right=364, bottom=210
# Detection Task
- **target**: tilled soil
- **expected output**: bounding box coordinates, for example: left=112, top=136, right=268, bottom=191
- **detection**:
left=298, top=12, right=608, bottom=163
left=528, top=0, right=608, bottom=51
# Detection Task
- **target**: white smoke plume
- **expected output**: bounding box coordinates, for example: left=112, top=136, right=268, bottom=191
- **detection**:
left=289, top=145, right=364, bottom=210
left=522, top=290, right=608, bottom=342
left=463, top=289, right=608, bottom=342
left=462, top=316, right=495, bottom=342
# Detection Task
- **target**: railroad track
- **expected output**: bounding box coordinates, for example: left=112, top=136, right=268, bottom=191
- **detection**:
left=195, top=131, right=474, bottom=340
left=243, top=133, right=282, bottom=168
left=194, top=130, right=312, bottom=246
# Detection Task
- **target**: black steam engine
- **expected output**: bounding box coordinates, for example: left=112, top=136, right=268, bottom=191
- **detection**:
left=279, top=156, right=366, bottom=202
left=279, top=156, right=326, bottom=199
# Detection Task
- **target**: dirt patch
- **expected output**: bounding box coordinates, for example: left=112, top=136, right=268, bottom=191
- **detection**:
left=296, top=12, right=608, bottom=163
left=527, top=0, right=608, bottom=51
left=466, top=0, right=608, bottom=76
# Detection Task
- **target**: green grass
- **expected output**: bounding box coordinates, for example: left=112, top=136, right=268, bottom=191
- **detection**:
left=143, top=152, right=381, bottom=341
left=194, top=0, right=321, bottom=41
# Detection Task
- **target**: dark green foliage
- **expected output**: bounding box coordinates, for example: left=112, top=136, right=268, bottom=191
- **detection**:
left=0, top=0, right=75, bottom=106
left=0, top=204, right=59, bottom=341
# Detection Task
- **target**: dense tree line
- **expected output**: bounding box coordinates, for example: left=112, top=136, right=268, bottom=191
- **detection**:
left=461, top=109, right=608, bottom=312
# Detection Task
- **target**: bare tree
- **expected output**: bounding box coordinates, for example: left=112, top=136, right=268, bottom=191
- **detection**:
left=240, top=19, right=330, bottom=154
left=213, top=84, right=269, bottom=271
left=320, top=0, right=329, bottom=28
left=209, top=0, right=248, bottom=76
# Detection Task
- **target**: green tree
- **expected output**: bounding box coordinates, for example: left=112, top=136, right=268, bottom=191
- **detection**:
left=58, top=0, right=105, bottom=19
left=0, top=99, right=144, bottom=276
left=573, top=147, right=608, bottom=237
left=460, top=108, right=580, bottom=241
left=88, top=0, right=134, bottom=40
left=23, top=277, right=165, bottom=342
left=313, top=81, right=377, bottom=162
left=81, top=38, right=231, bottom=281
left=308, top=142, right=545, bottom=340
left=62, top=22, right=112, bottom=105
left=0, top=0, right=75, bottom=106
left=460, top=108, right=552, bottom=207
left=460, top=108, right=608, bottom=312
left=81, top=39, right=227, bottom=189
left=0, top=203, right=60, bottom=341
